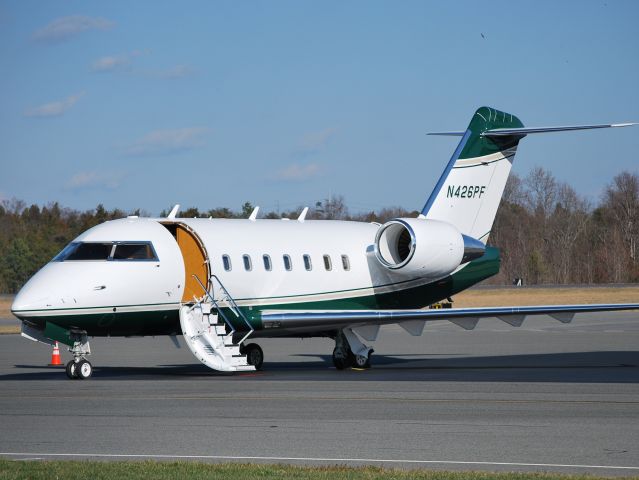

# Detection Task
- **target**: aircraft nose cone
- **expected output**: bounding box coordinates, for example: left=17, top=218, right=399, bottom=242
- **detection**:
left=11, top=285, right=41, bottom=320
left=10, top=266, right=54, bottom=320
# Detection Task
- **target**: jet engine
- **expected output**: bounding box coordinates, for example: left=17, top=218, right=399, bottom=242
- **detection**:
left=374, top=218, right=485, bottom=278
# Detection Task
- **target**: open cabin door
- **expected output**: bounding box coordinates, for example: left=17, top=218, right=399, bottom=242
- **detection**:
left=162, top=223, right=210, bottom=302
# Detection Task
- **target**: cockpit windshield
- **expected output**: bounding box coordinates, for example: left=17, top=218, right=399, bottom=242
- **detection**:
left=53, top=242, right=158, bottom=262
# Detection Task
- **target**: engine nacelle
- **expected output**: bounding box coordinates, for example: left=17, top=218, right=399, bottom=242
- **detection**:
left=374, top=218, right=483, bottom=278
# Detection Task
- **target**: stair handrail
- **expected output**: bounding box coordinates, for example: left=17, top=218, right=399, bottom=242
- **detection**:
left=191, top=274, right=236, bottom=339
left=209, top=274, right=254, bottom=344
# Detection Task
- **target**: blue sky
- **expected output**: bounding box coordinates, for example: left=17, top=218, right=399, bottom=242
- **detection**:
left=1, top=1, right=638, bottom=215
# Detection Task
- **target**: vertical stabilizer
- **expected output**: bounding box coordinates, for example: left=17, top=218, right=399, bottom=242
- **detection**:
left=422, top=107, right=524, bottom=243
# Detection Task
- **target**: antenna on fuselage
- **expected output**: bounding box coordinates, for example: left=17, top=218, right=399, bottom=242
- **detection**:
left=248, top=206, right=260, bottom=221
left=167, top=204, right=180, bottom=219
left=297, top=207, right=309, bottom=222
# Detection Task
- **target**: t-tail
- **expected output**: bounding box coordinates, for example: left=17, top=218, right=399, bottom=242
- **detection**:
left=422, top=106, right=636, bottom=243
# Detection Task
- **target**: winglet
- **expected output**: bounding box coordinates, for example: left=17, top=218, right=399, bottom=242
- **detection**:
left=167, top=204, right=180, bottom=219
left=298, top=207, right=309, bottom=222
left=249, top=206, right=260, bottom=221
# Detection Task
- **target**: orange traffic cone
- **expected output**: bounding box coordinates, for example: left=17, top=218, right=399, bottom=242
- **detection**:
left=49, top=341, right=63, bottom=366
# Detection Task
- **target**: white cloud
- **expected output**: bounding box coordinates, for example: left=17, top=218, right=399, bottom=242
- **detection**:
left=92, top=55, right=130, bottom=72
left=33, top=15, right=114, bottom=43
left=65, top=171, right=123, bottom=191
left=91, top=50, right=146, bottom=73
left=296, top=128, right=337, bottom=155
left=124, top=127, right=210, bottom=156
left=24, top=92, right=85, bottom=118
left=274, top=163, right=323, bottom=181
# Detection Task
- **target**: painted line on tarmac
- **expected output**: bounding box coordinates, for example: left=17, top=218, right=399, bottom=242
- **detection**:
left=1, top=452, right=638, bottom=470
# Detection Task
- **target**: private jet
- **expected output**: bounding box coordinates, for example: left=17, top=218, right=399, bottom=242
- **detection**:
left=11, top=106, right=639, bottom=379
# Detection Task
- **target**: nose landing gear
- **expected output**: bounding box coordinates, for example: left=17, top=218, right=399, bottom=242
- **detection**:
left=65, top=330, right=92, bottom=380
left=65, top=359, right=93, bottom=379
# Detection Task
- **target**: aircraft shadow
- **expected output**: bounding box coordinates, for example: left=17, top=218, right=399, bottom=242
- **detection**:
left=2, top=350, right=638, bottom=383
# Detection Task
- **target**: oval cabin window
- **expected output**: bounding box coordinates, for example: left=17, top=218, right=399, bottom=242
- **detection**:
left=243, top=254, right=252, bottom=271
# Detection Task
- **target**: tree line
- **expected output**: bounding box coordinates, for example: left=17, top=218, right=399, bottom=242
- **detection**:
left=0, top=169, right=636, bottom=293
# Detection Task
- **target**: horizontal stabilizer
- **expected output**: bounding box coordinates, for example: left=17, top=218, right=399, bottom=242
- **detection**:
left=481, top=123, right=637, bottom=137
left=427, top=131, right=466, bottom=136
left=428, top=123, right=636, bottom=138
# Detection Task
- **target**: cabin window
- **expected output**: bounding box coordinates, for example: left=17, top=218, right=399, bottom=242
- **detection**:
left=53, top=242, right=113, bottom=261
left=112, top=243, right=158, bottom=261
left=323, top=254, right=332, bottom=271
left=243, top=254, right=252, bottom=271
left=222, top=255, right=232, bottom=271
left=341, top=254, right=350, bottom=271
left=283, top=254, right=292, bottom=271
left=303, top=254, right=312, bottom=271
left=263, top=254, right=272, bottom=271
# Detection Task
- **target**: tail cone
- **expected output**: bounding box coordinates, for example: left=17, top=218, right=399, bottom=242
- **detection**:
left=49, top=341, right=63, bottom=366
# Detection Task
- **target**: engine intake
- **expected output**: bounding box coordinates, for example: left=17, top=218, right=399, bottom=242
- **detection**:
left=374, top=218, right=484, bottom=278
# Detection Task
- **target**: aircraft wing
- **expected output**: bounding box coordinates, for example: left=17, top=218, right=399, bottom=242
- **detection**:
left=260, top=303, right=639, bottom=336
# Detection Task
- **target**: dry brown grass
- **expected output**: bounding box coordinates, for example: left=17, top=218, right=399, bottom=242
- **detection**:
left=0, top=325, right=19, bottom=334
left=0, top=297, right=15, bottom=319
left=452, top=285, right=639, bottom=307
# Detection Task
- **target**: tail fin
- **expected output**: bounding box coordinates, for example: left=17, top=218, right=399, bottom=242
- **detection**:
left=422, top=106, right=523, bottom=243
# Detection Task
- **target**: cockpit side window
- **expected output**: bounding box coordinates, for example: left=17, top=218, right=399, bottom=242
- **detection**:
left=112, top=243, right=158, bottom=261
left=53, top=241, right=158, bottom=261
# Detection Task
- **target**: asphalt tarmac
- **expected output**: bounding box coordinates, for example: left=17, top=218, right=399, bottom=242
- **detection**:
left=1, top=312, right=638, bottom=476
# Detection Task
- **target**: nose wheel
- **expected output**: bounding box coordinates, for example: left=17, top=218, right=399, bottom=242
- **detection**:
left=65, top=330, right=93, bottom=379
left=66, top=359, right=93, bottom=379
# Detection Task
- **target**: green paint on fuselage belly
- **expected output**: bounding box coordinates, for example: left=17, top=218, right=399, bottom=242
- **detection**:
left=26, top=309, right=181, bottom=341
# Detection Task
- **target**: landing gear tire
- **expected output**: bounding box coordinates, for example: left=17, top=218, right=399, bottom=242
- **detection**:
left=76, top=359, right=93, bottom=379
left=243, top=343, right=264, bottom=370
left=332, top=348, right=352, bottom=370
left=65, top=360, right=78, bottom=379
left=352, top=349, right=373, bottom=369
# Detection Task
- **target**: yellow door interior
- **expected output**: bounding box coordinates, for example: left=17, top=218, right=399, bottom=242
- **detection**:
left=175, top=225, right=209, bottom=302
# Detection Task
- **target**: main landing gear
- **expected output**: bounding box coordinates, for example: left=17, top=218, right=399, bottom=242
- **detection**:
left=65, top=330, right=93, bottom=380
left=241, top=343, right=264, bottom=370
left=332, top=329, right=374, bottom=370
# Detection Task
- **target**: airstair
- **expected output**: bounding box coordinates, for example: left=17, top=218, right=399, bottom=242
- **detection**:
left=178, top=275, right=255, bottom=372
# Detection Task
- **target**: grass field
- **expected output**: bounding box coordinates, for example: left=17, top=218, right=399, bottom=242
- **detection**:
left=452, top=285, right=639, bottom=308
left=0, top=285, right=637, bottom=335
left=0, top=460, right=635, bottom=480
left=0, top=297, right=13, bottom=319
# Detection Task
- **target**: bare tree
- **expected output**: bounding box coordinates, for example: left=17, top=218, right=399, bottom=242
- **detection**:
left=525, top=166, right=557, bottom=219
left=604, top=171, right=639, bottom=264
